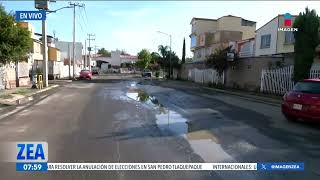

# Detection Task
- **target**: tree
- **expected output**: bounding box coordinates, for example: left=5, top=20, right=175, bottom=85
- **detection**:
left=0, top=5, right=32, bottom=64
left=293, top=8, right=320, bottom=82
left=97, top=48, right=111, bottom=57
left=156, top=45, right=181, bottom=76
left=206, top=46, right=233, bottom=76
left=136, top=49, right=152, bottom=69
left=120, top=49, right=128, bottom=55
left=182, top=38, right=186, bottom=64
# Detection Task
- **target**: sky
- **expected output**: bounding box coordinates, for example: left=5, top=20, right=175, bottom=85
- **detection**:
left=2, top=1, right=320, bottom=58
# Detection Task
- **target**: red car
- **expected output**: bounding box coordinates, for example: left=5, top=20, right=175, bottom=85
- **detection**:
left=79, top=70, right=92, bottom=80
left=282, top=79, right=320, bottom=122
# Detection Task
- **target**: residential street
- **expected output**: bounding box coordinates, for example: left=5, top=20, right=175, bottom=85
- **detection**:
left=0, top=75, right=320, bottom=180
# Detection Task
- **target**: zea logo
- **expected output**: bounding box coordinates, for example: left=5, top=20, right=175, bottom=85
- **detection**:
left=0, top=142, right=49, bottom=171
left=16, top=142, right=48, bottom=162
left=14, top=142, right=49, bottom=171
left=278, top=13, right=298, bottom=32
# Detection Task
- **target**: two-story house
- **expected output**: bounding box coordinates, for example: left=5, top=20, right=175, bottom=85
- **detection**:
left=255, top=14, right=297, bottom=58
left=190, top=15, right=256, bottom=62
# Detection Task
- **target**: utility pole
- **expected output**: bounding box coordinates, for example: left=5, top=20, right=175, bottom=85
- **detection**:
left=42, top=18, right=48, bottom=87
left=68, top=44, right=71, bottom=79
left=69, top=2, right=84, bottom=79
left=84, top=40, right=87, bottom=69
left=87, top=33, right=95, bottom=71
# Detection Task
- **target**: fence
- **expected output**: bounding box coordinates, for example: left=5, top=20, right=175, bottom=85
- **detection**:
left=0, top=67, right=4, bottom=90
left=188, top=68, right=224, bottom=84
left=261, top=66, right=320, bottom=95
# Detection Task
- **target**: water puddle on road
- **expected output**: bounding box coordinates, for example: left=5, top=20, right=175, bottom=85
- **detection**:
left=125, top=83, right=234, bottom=163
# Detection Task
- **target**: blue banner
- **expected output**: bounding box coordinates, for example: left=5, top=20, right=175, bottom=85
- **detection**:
left=16, top=163, right=48, bottom=172
left=15, top=11, right=46, bottom=21
left=257, top=162, right=304, bottom=171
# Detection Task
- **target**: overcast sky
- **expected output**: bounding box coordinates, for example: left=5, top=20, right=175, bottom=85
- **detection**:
left=2, top=1, right=320, bottom=58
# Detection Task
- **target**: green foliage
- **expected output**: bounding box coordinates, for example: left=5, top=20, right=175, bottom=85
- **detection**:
left=205, top=46, right=233, bottom=76
left=185, top=57, right=193, bottom=63
left=0, top=4, right=32, bottom=64
left=182, top=38, right=186, bottom=64
left=120, top=49, right=128, bottom=55
left=97, top=48, right=111, bottom=57
left=293, top=7, right=320, bottom=82
left=155, top=71, right=160, bottom=77
left=136, top=49, right=152, bottom=69
left=156, top=45, right=181, bottom=74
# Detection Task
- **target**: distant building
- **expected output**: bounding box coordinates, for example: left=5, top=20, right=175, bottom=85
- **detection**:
left=55, top=41, right=83, bottom=67
left=190, top=15, right=256, bottom=62
left=94, top=50, right=138, bottom=68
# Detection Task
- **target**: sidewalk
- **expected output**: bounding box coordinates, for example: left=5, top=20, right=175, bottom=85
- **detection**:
left=151, top=80, right=283, bottom=106
left=0, top=85, right=59, bottom=106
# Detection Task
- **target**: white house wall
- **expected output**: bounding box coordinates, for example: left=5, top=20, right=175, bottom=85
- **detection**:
left=255, top=17, right=278, bottom=56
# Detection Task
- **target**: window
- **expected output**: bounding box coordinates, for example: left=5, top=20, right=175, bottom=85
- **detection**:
left=284, top=31, right=295, bottom=44
left=293, top=82, right=320, bottom=94
left=260, top=34, right=271, bottom=49
left=191, top=35, right=197, bottom=48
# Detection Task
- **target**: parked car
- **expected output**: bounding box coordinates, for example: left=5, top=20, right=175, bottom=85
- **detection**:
left=142, top=69, right=152, bottom=77
left=282, top=79, right=320, bottom=122
left=92, top=69, right=99, bottom=75
left=79, top=70, right=92, bottom=80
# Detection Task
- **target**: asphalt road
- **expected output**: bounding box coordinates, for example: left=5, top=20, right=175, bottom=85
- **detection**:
left=0, top=75, right=319, bottom=180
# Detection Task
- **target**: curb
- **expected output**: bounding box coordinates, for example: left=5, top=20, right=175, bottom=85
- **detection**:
left=202, top=87, right=282, bottom=106
left=0, top=85, right=59, bottom=106
left=0, top=85, right=60, bottom=120
left=151, top=80, right=282, bottom=106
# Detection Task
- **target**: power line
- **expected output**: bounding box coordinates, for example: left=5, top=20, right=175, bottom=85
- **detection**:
left=83, top=6, right=92, bottom=33
left=79, top=7, right=90, bottom=33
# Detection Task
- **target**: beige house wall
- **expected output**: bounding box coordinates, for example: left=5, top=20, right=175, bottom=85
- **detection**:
left=276, top=15, right=296, bottom=54
left=32, top=41, right=43, bottom=60
left=217, top=16, right=256, bottom=40
left=192, top=20, right=218, bottom=35
left=226, top=56, right=294, bottom=90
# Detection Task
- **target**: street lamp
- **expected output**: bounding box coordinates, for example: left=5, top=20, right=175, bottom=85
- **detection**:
left=156, top=31, right=172, bottom=79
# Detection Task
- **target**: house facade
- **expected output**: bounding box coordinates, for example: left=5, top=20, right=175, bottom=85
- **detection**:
left=94, top=50, right=138, bottom=68
left=190, top=15, right=256, bottom=62
left=255, top=14, right=297, bottom=56
left=55, top=41, right=83, bottom=67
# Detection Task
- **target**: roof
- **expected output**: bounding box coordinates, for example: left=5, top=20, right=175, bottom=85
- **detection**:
left=218, top=15, right=256, bottom=23
left=34, top=33, right=54, bottom=38
left=190, top=17, right=216, bottom=24
left=120, top=55, right=138, bottom=60
left=256, top=14, right=298, bottom=32
left=190, top=15, right=256, bottom=25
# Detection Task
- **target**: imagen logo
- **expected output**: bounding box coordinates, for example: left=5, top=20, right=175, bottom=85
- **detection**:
left=278, top=13, right=298, bottom=32
left=284, top=13, right=292, bottom=27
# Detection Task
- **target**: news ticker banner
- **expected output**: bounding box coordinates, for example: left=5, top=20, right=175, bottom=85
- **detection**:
left=0, top=141, right=304, bottom=172
left=15, top=162, right=304, bottom=171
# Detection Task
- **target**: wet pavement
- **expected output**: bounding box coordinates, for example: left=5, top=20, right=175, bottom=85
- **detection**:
left=0, top=77, right=319, bottom=179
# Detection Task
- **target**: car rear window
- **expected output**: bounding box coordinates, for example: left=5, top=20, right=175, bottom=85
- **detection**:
left=293, top=81, right=320, bottom=94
